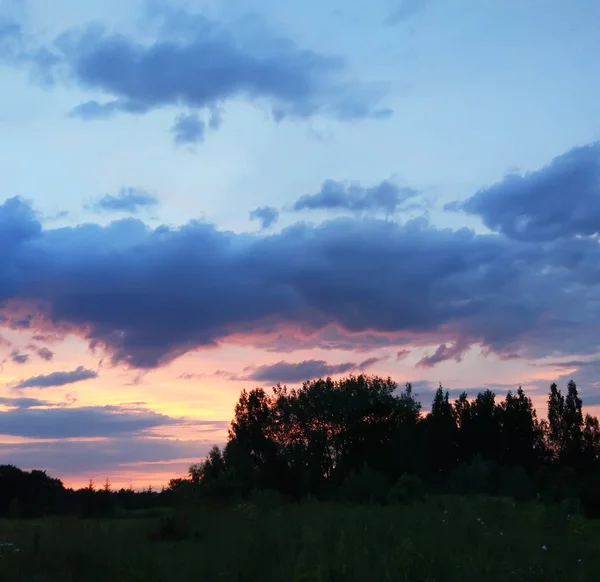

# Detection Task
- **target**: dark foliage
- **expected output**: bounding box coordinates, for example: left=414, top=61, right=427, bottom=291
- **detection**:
left=178, top=374, right=600, bottom=517
left=3, top=374, right=600, bottom=518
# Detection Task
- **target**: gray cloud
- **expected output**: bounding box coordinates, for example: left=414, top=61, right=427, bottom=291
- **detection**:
left=0, top=437, right=216, bottom=475
left=6, top=6, right=391, bottom=141
left=292, top=179, right=419, bottom=215
left=0, top=403, right=183, bottom=439
left=249, top=206, right=279, bottom=230
left=416, top=338, right=471, bottom=368
left=2, top=142, right=600, bottom=369
left=92, top=188, right=158, bottom=213
left=14, top=366, right=98, bottom=389
left=35, top=346, right=54, bottom=361
left=172, top=112, right=205, bottom=145
left=446, top=142, right=600, bottom=241
left=0, top=396, right=52, bottom=409
left=241, top=357, right=382, bottom=384
left=10, top=350, right=29, bottom=364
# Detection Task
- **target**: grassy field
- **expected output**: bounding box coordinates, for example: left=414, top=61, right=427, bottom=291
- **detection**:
left=0, top=497, right=598, bottom=581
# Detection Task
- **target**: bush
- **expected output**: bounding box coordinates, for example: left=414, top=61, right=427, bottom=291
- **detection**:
left=7, top=498, right=22, bottom=519
left=389, top=473, right=425, bottom=504
left=496, top=466, right=536, bottom=502
left=249, top=488, right=283, bottom=509
left=149, top=513, right=192, bottom=542
left=579, top=475, right=600, bottom=519
left=339, top=465, right=390, bottom=505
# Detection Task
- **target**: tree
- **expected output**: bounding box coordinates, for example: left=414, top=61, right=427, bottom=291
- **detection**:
left=548, top=381, right=585, bottom=466
left=424, top=385, right=457, bottom=476
left=499, top=387, right=544, bottom=471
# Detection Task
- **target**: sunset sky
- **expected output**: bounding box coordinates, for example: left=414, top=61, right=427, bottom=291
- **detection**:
left=1, top=0, right=600, bottom=489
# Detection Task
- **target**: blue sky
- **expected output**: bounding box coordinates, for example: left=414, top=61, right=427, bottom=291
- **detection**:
left=1, top=0, right=600, bottom=487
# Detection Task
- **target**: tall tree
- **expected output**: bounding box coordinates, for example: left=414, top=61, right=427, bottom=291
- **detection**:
left=424, top=385, right=457, bottom=475
left=498, top=387, right=544, bottom=470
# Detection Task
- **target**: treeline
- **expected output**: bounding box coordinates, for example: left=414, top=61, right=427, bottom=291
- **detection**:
left=0, top=467, right=172, bottom=518
left=3, top=375, right=600, bottom=519
left=173, top=376, right=600, bottom=516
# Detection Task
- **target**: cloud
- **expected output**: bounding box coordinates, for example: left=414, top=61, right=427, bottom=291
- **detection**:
left=0, top=396, right=52, bottom=409
left=10, top=350, right=29, bottom=364
left=34, top=346, right=54, bottom=361
left=13, top=7, right=391, bottom=138
left=240, top=357, right=380, bottom=384
left=446, top=142, right=600, bottom=241
left=3, top=144, right=600, bottom=369
left=528, top=358, right=600, bottom=406
left=92, top=188, right=158, bottom=213
left=14, top=366, right=98, bottom=389
left=0, top=437, right=215, bottom=475
left=249, top=206, right=279, bottom=229
left=172, top=113, right=205, bottom=145
left=0, top=403, right=187, bottom=439
left=396, top=349, right=411, bottom=361
left=416, top=338, right=471, bottom=368
left=292, top=179, right=420, bottom=215
left=0, top=19, right=23, bottom=61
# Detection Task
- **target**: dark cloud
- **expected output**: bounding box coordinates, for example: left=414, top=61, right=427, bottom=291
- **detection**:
left=10, top=350, right=29, bottom=364
left=241, top=357, right=381, bottom=384
left=0, top=403, right=184, bottom=439
left=14, top=366, right=98, bottom=389
left=292, top=179, right=419, bottom=215
left=12, top=7, right=390, bottom=138
left=245, top=326, right=415, bottom=353
left=172, top=113, right=205, bottom=145
left=416, top=338, right=471, bottom=368
left=2, top=144, right=600, bottom=369
left=0, top=396, right=52, bottom=409
left=446, top=142, right=600, bottom=241
left=0, top=437, right=215, bottom=475
left=92, top=188, right=158, bottom=213
left=249, top=206, right=279, bottom=230
left=35, top=346, right=54, bottom=361
left=396, top=349, right=411, bottom=361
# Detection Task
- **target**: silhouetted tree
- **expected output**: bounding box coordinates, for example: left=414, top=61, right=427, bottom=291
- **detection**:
left=423, top=385, right=457, bottom=478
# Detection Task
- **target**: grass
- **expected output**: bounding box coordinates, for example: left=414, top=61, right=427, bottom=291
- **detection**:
left=0, top=496, right=599, bottom=581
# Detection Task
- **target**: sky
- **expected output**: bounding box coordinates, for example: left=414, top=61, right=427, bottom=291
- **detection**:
left=1, top=0, right=600, bottom=489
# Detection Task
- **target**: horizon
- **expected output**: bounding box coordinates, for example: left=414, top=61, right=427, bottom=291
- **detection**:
left=1, top=0, right=600, bottom=490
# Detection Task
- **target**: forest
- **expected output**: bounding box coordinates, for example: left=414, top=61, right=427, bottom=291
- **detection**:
left=2, top=375, right=600, bottom=518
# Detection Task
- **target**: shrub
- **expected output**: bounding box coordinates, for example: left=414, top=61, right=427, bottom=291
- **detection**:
left=339, top=465, right=390, bottom=505
left=579, top=475, right=600, bottom=519
left=497, top=466, right=536, bottom=502
left=149, top=513, right=192, bottom=542
left=389, top=473, right=425, bottom=504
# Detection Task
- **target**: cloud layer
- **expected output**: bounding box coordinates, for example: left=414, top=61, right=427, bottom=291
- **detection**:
left=0, top=403, right=178, bottom=439
left=0, top=437, right=213, bottom=475
left=1, top=142, right=600, bottom=369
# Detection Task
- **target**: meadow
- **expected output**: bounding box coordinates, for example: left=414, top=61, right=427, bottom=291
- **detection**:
left=0, top=496, right=598, bottom=582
